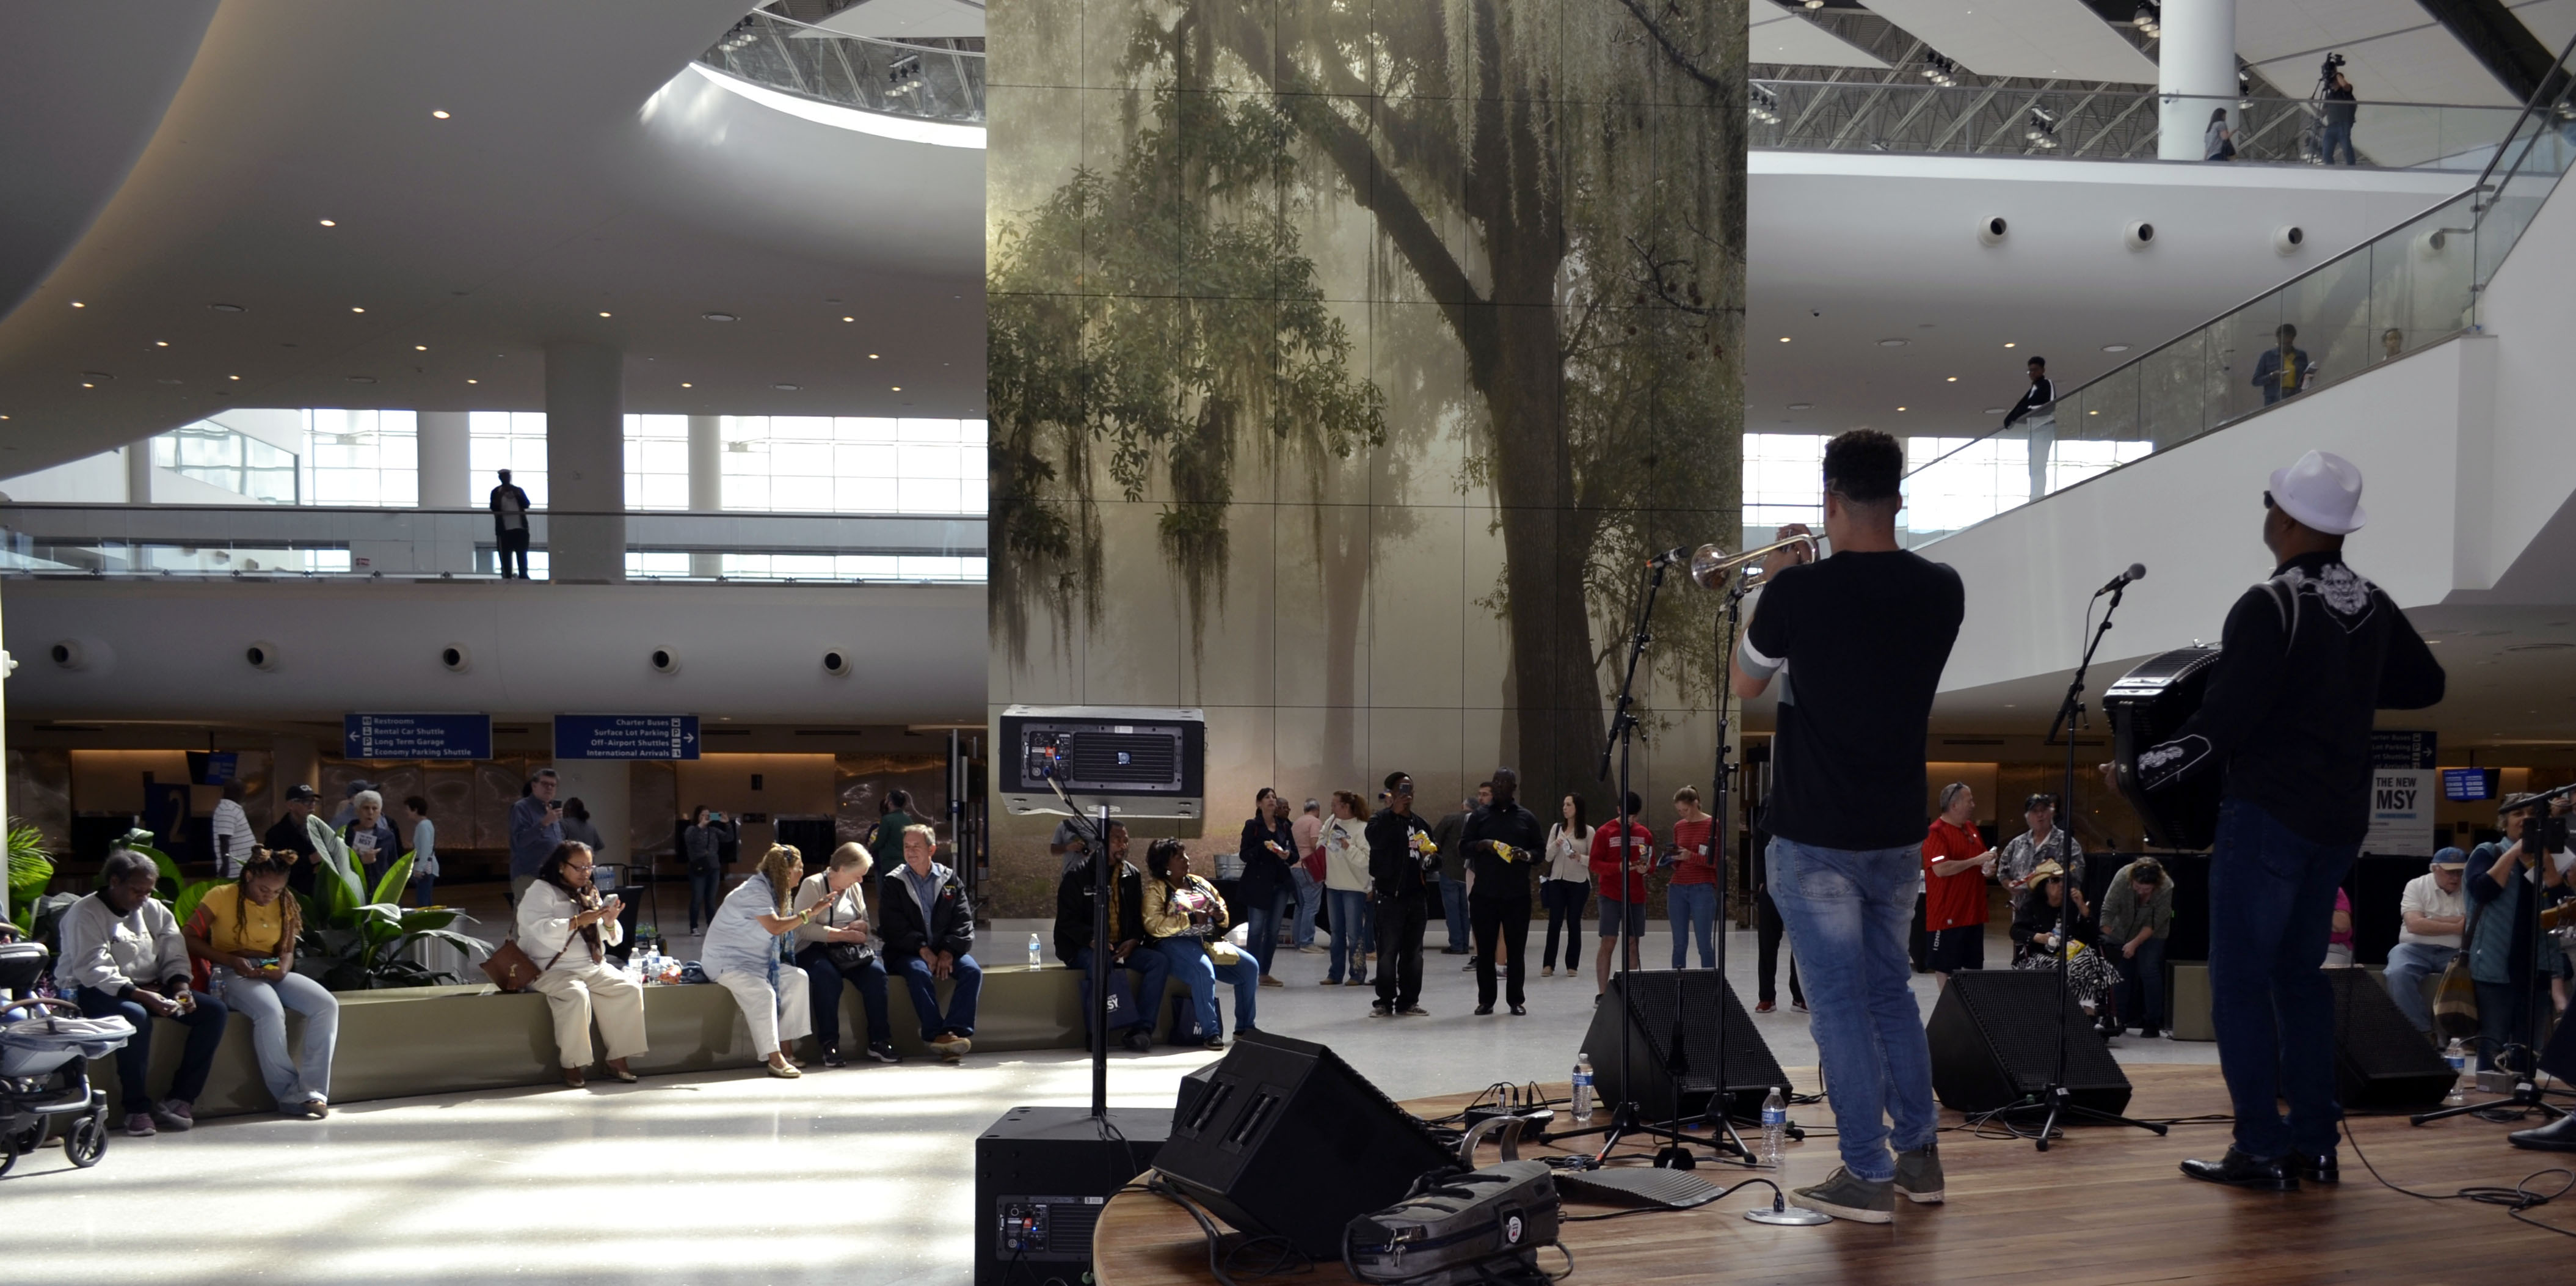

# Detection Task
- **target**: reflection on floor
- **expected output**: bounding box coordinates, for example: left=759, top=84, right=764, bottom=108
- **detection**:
left=3, top=923, right=2214, bottom=1285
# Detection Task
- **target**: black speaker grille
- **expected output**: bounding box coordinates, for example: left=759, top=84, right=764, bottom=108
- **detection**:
left=1067, top=731, right=1180, bottom=786
left=1948, top=970, right=2130, bottom=1095
left=1620, top=970, right=1792, bottom=1096
left=2324, top=968, right=2454, bottom=1108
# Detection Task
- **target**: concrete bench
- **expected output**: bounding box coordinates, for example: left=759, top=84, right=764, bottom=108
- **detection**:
left=93, top=961, right=1204, bottom=1119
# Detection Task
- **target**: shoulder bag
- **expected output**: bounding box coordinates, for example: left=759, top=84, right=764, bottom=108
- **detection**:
left=818, top=886, right=880, bottom=971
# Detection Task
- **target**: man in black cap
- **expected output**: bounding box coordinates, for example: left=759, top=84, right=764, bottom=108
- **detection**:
left=264, top=784, right=322, bottom=896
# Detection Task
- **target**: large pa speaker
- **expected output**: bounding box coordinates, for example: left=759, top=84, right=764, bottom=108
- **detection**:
left=1926, top=970, right=2133, bottom=1116
left=1577, top=970, right=1792, bottom=1122
left=1151, top=1031, right=1452, bottom=1260
left=2323, top=968, right=2455, bottom=1109
left=973, top=1105, right=1170, bottom=1286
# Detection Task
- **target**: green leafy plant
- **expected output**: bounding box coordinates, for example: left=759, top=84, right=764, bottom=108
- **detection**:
left=7, top=820, right=53, bottom=933
left=294, top=847, right=489, bottom=992
left=123, top=829, right=220, bottom=926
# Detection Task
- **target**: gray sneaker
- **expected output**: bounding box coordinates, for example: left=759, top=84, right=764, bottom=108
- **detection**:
left=1792, top=1167, right=1894, bottom=1224
left=1893, top=1142, right=1945, bottom=1204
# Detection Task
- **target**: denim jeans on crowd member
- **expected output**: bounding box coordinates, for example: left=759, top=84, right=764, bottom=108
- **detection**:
left=2205, top=798, right=2356, bottom=1157
left=1439, top=875, right=1470, bottom=951
left=1667, top=881, right=1717, bottom=970
left=1290, top=866, right=1322, bottom=948
left=796, top=946, right=893, bottom=1052
left=1765, top=836, right=1938, bottom=1183
left=2475, top=979, right=2541, bottom=1073
left=1244, top=887, right=1290, bottom=976
left=2113, top=936, right=2167, bottom=1033
left=687, top=869, right=722, bottom=933
left=77, top=985, right=231, bottom=1115
left=1540, top=879, right=1588, bottom=970
left=1755, top=888, right=1805, bottom=1007
left=1066, top=944, right=1170, bottom=1040
left=1157, top=940, right=1257, bottom=1039
left=212, top=968, right=339, bottom=1109
left=2381, top=941, right=2456, bottom=1035
left=411, top=875, right=437, bottom=908
left=2321, top=122, right=2356, bottom=166
left=1325, top=888, right=1371, bottom=982
left=894, top=952, right=982, bottom=1042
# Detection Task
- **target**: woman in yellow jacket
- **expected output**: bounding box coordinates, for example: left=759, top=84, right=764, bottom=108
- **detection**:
left=1144, top=839, right=1261, bottom=1049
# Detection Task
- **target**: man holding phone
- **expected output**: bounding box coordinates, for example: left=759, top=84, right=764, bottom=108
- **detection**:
left=509, top=769, right=565, bottom=908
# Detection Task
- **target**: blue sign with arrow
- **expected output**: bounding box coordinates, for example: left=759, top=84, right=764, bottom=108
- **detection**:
left=554, top=714, right=700, bottom=761
left=344, top=713, right=492, bottom=760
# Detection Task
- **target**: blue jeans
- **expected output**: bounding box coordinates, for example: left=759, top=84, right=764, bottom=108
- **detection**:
left=1157, top=939, right=1257, bottom=1038
left=1439, top=875, right=1470, bottom=950
left=2321, top=120, right=2356, bottom=165
left=895, top=952, right=981, bottom=1042
left=2113, top=936, right=2167, bottom=1032
left=796, top=946, right=893, bottom=1050
left=1667, top=880, right=1717, bottom=969
left=1326, top=889, right=1371, bottom=981
left=1290, top=867, right=1322, bottom=947
left=1244, top=886, right=1289, bottom=976
left=1067, top=944, right=1170, bottom=1040
left=2381, top=941, right=2455, bottom=1035
left=1766, top=836, right=1937, bottom=1183
left=412, top=874, right=437, bottom=907
left=2207, top=798, right=2355, bottom=1157
left=77, top=986, right=230, bottom=1114
left=688, top=869, right=721, bottom=932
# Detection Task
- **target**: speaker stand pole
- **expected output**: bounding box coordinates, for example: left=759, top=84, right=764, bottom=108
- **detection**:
left=1042, top=771, right=1116, bottom=1120
left=2017, top=579, right=2167, bottom=1151
left=1690, top=578, right=1762, bottom=1164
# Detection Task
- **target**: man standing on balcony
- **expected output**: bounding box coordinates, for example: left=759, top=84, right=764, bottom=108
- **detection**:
left=2130, top=451, right=2443, bottom=1192
left=2252, top=325, right=2316, bottom=405
left=490, top=467, right=533, bottom=579
left=2003, top=356, right=2056, bottom=503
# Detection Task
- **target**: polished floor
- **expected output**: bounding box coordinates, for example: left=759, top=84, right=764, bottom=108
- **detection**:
left=4, top=920, right=2215, bottom=1285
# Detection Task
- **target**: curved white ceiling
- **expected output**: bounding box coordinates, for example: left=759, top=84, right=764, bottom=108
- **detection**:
left=0, top=0, right=986, bottom=477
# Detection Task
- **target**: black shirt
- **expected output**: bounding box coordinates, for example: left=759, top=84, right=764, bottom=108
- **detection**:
left=1741, top=549, right=1965, bottom=850
left=1462, top=802, right=1545, bottom=903
left=2324, top=84, right=2357, bottom=127
left=2134, top=552, right=2443, bottom=846
left=264, top=812, right=319, bottom=894
left=1236, top=816, right=1295, bottom=902
left=2002, top=376, right=2055, bottom=428
left=1364, top=808, right=1435, bottom=902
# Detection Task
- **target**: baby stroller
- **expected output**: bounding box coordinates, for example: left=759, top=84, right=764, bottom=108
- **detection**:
left=0, top=939, right=130, bottom=1175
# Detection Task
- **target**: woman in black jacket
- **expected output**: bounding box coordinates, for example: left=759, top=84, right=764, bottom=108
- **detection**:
left=876, top=824, right=981, bottom=1061
left=1236, top=788, right=1297, bottom=986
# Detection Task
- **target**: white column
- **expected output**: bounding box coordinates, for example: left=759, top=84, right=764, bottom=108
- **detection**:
left=688, top=414, right=722, bottom=577
left=417, top=411, right=471, bottom=508
left=125, top=442, right=152, bottom=504
left=2158, top=0, right=2238, bottom=161
left=544, top=342, right=625, bottom=583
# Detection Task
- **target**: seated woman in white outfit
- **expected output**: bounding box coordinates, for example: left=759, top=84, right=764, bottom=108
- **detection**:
left=515, top=841, right=646, bottom=1087
left=702, top=843, right=818, bottom=1078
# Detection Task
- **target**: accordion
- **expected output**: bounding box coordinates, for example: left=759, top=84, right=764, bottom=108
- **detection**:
left=2105, top=646, right=2225, bottom=851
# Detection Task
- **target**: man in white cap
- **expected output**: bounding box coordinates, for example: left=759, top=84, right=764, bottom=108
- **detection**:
left=2131, top=450, right=2445, bottom=1192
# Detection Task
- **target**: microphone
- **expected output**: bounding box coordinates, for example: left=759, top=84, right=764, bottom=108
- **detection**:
left=2095, top=563, right=2147, bottom=596
left=1645, top=546, right=1690, bottom=568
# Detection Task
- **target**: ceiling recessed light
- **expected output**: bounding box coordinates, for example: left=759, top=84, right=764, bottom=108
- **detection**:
left=1945, top=376, right=1957, bottom=382
left=1985, top=407, right=2006, bottom=414
left=229, top=375, right=241, bottom=381
left=70, top=301, right=84, bottom=309
left=1778, top=337, right=1791, bottom=343
left=431, top=109, right=451, bottom=119
left=842, top=316, right=855, bottom=323
left=466, top=378, right=479, bottom=384
left=319, top=219, right=337, bottom=227
left=868, top=353, right=879, bottom=359
left=2102, top=343, right=2131, bottom=353
left=351, top=306, right=365, bottom=313
left=681, top=382, right=693, bottom=388
left=1787, top=402, right=1813, bottom=411
left=209, top=303, right=245, bottom=313
left=1878, top=338, right=1908, bottom=348
left=155, top=340, right=169, bottom=348
left=892, top=385, right=902, bottom=391
left=414, top=344, right=428, bottom=351
left=773, top=382, right=799, bottom=391
left=1897, top=405, right=1908, bottom=411
left=702, top=312, right=738, bottom=322
left=598, top=311, right=612, bottom=318
left=2003, top=342, right=2016, bottom=348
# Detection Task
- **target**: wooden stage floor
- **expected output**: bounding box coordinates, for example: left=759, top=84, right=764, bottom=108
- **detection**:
left=1094, top=1064, right=2576, bottom=1284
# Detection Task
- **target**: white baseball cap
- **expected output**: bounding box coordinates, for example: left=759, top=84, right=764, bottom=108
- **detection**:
left=2267, top=450, right=2367, bottom=535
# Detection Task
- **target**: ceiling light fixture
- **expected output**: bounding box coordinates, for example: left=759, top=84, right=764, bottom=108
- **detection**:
left=209, top=303, right=245, bottom=313
left=1897, top=406, right=1908, bottom=411
left=351, top=306, right=366, bottom=313
left=1878, top=338, right=1907, bottom=347
left=155, top=341, right=169, bottom=348
left=2004, top=342, right=2016, bottom=348
left=2102, top=343, right=2132, bottom=353
left=70, top=301, right=84, bottom=309
left=1945, top=376, right=1957, bottom=382
left=415, top=344, right=428, bottom=351
left=842, top=316, right=855, bottom=323
left=598, top=311, right=612, bottom=318
left=702, top=312, right=738, bottom=322
left=229, top=374, right=241, bottom=381
left=773, top=382, right=800, bottom=390
left=431, top=109, right=451, bottom=119
left=467, top=378, right=479, bottom=384
left=869, top=353, right=880, bottom=359
left=319, top=219, right=337, bottom=227
left=1777, top=337, right=1790, bottom=343
left=682, top=382, right=694, bottom=388
left=892, top=385, right=901, bottom=391
left=1788, top=402, right=1813, bottom=411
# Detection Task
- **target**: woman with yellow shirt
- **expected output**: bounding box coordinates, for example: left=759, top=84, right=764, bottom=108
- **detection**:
left=183, top=849, right=339, bottom=1117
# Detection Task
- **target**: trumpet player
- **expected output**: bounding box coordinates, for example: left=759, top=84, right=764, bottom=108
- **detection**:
left=1464, top=767, right=1546, bottom=1015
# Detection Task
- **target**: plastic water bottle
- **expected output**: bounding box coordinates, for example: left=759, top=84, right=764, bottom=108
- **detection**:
left=2444, top=1038, right=2469, bottom=1106
left=1029, top=933, right=1044, bottom=971
left=1571, top=1053, right=1595, bottom=1125
left=1761, top=1087, right=1788, bottom=1169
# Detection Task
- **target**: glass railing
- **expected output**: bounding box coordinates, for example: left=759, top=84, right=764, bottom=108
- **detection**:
left=1895, top=34, right=2576, bottom=546
left=1751, top=82, right=2527, bottom=170
left=0, top=505, right=987, bottom=583
left=698, top=9, right=984, bottom=125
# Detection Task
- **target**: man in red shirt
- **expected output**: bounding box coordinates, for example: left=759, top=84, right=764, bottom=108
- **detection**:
left=1588, top=791, right=1653, bottom=998
left=1667, top=786, right=1720, bottom=969
left=1922, top=782, right=1994, bottom=988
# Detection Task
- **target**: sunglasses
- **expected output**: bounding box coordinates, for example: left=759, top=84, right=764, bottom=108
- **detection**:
left=2262, top=491, right=2276, bottom=510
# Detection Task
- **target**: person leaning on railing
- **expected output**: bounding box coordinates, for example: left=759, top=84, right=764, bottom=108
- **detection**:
left=515, top=841, right=644, bottom=1088
left=183, top=848, right=338, bottom=1117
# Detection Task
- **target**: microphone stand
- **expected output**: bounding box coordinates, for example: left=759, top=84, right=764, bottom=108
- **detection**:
left=1042, top=772, right=1115, bottom=1119
left=2014, top=580, right=2169, bottom=1150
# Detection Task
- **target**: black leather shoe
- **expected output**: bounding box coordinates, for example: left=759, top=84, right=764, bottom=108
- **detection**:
left=2290, top=1151, right=2338, bottom=1184
left=2180, top=1149, right=2298, bottom=1192
left=2509, top=1111, right=2576, bottom=1152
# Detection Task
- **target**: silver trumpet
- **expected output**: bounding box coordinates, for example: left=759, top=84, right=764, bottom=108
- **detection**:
left=1687, top=533, right=1819, bottom=589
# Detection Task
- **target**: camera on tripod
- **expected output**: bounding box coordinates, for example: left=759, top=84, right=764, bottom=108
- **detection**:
left=2320, top=51, right=2346, bottom=82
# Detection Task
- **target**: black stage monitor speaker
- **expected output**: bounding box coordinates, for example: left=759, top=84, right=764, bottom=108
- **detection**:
left=973, top=1106, right=1169, bottom=1286
left=1578, top=970, right=1792, bottom=1122
left=2323, top=968, right=2456, bottom=1109
left=1151, top=1031, right=1452, bottom=1260
left=1927, top=970, right=2133, bottom=1116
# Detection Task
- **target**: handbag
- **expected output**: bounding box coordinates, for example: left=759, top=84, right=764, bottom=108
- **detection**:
left=482, top=939, right=547, bottom=992
left=1303, top=843, right=1328, bottom=884
left=813, top=885, right=879, bottom=971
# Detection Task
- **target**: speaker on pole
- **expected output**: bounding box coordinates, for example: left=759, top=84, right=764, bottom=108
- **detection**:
left=1577, top=970, right=1792, bottom=1122
left=1926, top=970, right=2133, bottom=1116
left=2323, top=968, right=2456, bottom=1109
left=1151, top=1031, right=1454, bottom=1260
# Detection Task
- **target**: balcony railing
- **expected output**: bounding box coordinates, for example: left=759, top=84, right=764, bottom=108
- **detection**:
left=0, top=505, right=987, bottom=584
left=1752, top=82, right=2528, bottom=170
left=1895, top=33, right=2576, bottom=546
left=699, top=9, right=984, bottom=125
